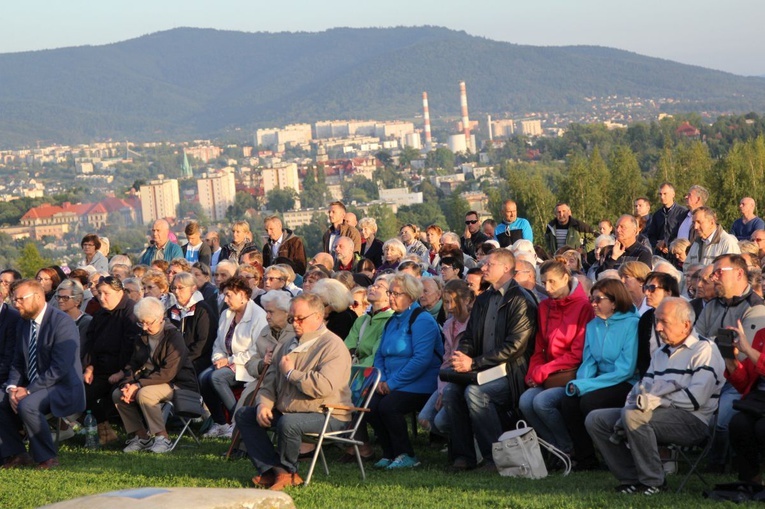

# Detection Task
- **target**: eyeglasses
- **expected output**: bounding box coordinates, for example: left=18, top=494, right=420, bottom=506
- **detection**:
left=12, top=293, right=35, bottom=304
left=386, top=290, right=407, bottom=299
left=287, top=312, right=317, bottom=324
left=713, top=267, right=735, bottom=277
left=642, top=284, right=664, bottom=293
left=465, top=220, right=478, bottom=225
left=55, top=294, right=72, bottom=302
left=589, top=295, right=612, bottom=304
left=136, top=318, right=160, bottom=329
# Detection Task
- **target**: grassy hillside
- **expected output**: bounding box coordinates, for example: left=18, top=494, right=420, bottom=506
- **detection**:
left=1, top=26, right=764, bottom=145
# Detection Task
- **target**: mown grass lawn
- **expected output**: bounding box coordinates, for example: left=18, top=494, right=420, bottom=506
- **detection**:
left=0, top=430, right=748, bottom=509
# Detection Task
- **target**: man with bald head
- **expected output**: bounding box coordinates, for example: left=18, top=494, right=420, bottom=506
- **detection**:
left=308, top=252, right=335, bottom=273
left=598, top=215, right=652, bottom=274
left=139, top=219, right=183, bottom=265
left=731, top=197, right=765, bottom=241
left=333, top=236, right=360, bottom=272
left=494, top=199, right=533, bottom=247
left=543, top=202, right=596, bottom=255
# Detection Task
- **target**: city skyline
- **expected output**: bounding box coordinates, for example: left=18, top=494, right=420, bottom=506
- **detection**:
left=2, top=0, right=763, bottom=77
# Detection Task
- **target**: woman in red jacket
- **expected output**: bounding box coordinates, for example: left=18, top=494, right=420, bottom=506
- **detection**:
left=728, top=320, right=765, bottom=483
left=518, top=258, right=594, bottom=454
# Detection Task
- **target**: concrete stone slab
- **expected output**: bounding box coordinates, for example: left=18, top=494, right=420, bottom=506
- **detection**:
left=39, top=487, right=295, bottom=509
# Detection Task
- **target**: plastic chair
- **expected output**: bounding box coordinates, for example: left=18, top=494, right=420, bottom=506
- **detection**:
left=302, top=366, right=381, bottom=486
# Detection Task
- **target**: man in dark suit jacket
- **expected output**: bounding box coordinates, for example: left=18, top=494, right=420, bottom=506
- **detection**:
left=0, top=300, right=21, bottom=388
left=0, top=280, right=85, bottom=469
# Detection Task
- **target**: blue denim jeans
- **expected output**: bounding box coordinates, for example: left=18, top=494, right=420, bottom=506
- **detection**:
left=442, top=377, right=512, bottom=465
left=518, top=386, right=572, bottom=453
left=199, top=366, right=242, bottom=424
left=418, top=390, right=450, bottom=436
left=707, top=381, right=741, bottom=466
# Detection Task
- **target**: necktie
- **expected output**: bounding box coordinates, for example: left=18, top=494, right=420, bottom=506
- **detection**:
left=28, top=322, right=38, bottom=383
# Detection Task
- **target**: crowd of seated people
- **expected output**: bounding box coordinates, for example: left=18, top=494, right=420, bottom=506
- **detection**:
left=1, top=191, right=765, bottom=496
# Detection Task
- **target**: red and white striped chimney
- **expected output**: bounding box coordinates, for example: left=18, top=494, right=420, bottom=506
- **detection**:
left=459, top=81, right=471, bottom=151
left=422, top=91, right=432, bottom=152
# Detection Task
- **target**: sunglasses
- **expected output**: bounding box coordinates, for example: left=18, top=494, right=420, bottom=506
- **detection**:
left=465, top=220, right=478, bottom=225
left=642, top=284, right=664, bottom=293
left=589, top=295, right=612, bottom=304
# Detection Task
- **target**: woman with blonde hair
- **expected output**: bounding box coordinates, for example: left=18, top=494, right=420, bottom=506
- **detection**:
left=617, top=261, right=652, bottom=315
left=378, top=238, right=407, bottom=273
left=309, top=278, right=356, bottom=339
left=141, top=270, right=175, bottom=310
left=360, top=217, right=384, bottom=268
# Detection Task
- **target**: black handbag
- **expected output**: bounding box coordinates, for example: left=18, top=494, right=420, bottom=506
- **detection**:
left=732, top=390, right=765, bottom=417
left=172, top=388, right=204, bottom=417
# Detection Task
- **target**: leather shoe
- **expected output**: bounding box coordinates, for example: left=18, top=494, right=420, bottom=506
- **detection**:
left=269, top=472, right=304, bottom=491
left=2, top=453, right=35, bottom=469
left=37, top=457, right=59, bottom=470
left=252, top=470, right=276, bottom=488
left=449, top=457, right=476, bottom=472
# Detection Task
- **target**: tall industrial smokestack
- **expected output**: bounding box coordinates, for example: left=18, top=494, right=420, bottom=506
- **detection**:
left=487, top=115, right=493, bottom=141
left=459, top=81, right=471, bottom=151
left=422, top=91, right=432, bottom=152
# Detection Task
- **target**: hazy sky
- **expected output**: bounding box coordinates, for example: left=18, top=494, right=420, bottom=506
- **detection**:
left=2, top=0, right=762, bottom=76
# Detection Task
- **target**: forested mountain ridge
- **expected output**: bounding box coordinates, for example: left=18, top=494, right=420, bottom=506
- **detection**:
left=1, top=26, right=764, bottom=146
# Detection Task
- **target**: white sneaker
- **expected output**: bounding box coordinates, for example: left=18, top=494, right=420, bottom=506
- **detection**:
left=203, top=422, right=231, bottom=438
left=123, top=436, right=152, bottom=452
left=150, top=436, right=173, bottom=454
left=221, top=423, right=234, bottom=438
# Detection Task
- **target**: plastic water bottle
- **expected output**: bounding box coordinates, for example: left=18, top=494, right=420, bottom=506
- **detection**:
left=84, top=411, right=99, bottom=450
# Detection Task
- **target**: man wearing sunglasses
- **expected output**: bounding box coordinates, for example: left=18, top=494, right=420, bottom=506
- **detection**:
left=235, top=293, right=352, bottom=490
left=460, top=211, right=489, bottom=260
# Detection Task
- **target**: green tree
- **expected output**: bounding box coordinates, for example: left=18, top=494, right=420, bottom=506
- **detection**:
left=505, top=164, right=557, bottom=242
left=342, top=175, right=379, bottom=203
left=177, top=201, right=210, bottom=226
left=266, top=188, right=297, bottom=212
left=17, top=243, right=52, bottom=278
left=418, top=179, right=441, bottom=204
left=440, top=194, right=471, bottom=232
left=608, top=145, right=646, bottom=220
left=226, top=191, right=259, bottom=222
left=425, top=148, right=455, bottom=171
left=558, top=151, right=607, bottom=224
left=396, top=202, right=448, bottom=232
left=398, top=146, right=421, bottom=169
left=300, top=167, right=329, bottom=209
left=365, top=204, right=398, bottom=242
left=294, top=212, right=327, bottom=258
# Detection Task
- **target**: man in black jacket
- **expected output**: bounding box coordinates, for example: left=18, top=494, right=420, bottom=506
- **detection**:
left=598, top=215, right=653, bottom=275
left=442, top=249, right=537, bottom=470
left=645, top=183, right=687, bottom=256
left=460, top=210, right=489, bottom=259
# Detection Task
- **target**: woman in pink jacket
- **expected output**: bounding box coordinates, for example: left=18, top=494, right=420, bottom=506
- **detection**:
left=518, top=258, right=594, bottom=455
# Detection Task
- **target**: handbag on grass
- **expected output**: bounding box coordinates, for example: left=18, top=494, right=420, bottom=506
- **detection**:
left=492, top=420, right=572, bottom=478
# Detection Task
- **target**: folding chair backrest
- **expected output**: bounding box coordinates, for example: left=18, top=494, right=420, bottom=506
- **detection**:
left=349, top=365, right=381, bottom=410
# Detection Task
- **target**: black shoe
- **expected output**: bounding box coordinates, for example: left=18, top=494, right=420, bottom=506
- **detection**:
left=637, top=481, right=667, bottom=496
left=449, top=457, right=477, bottom=472
left=615, top=483, right=640, bottom=494
left=572, top=457, right=600, bottom=471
